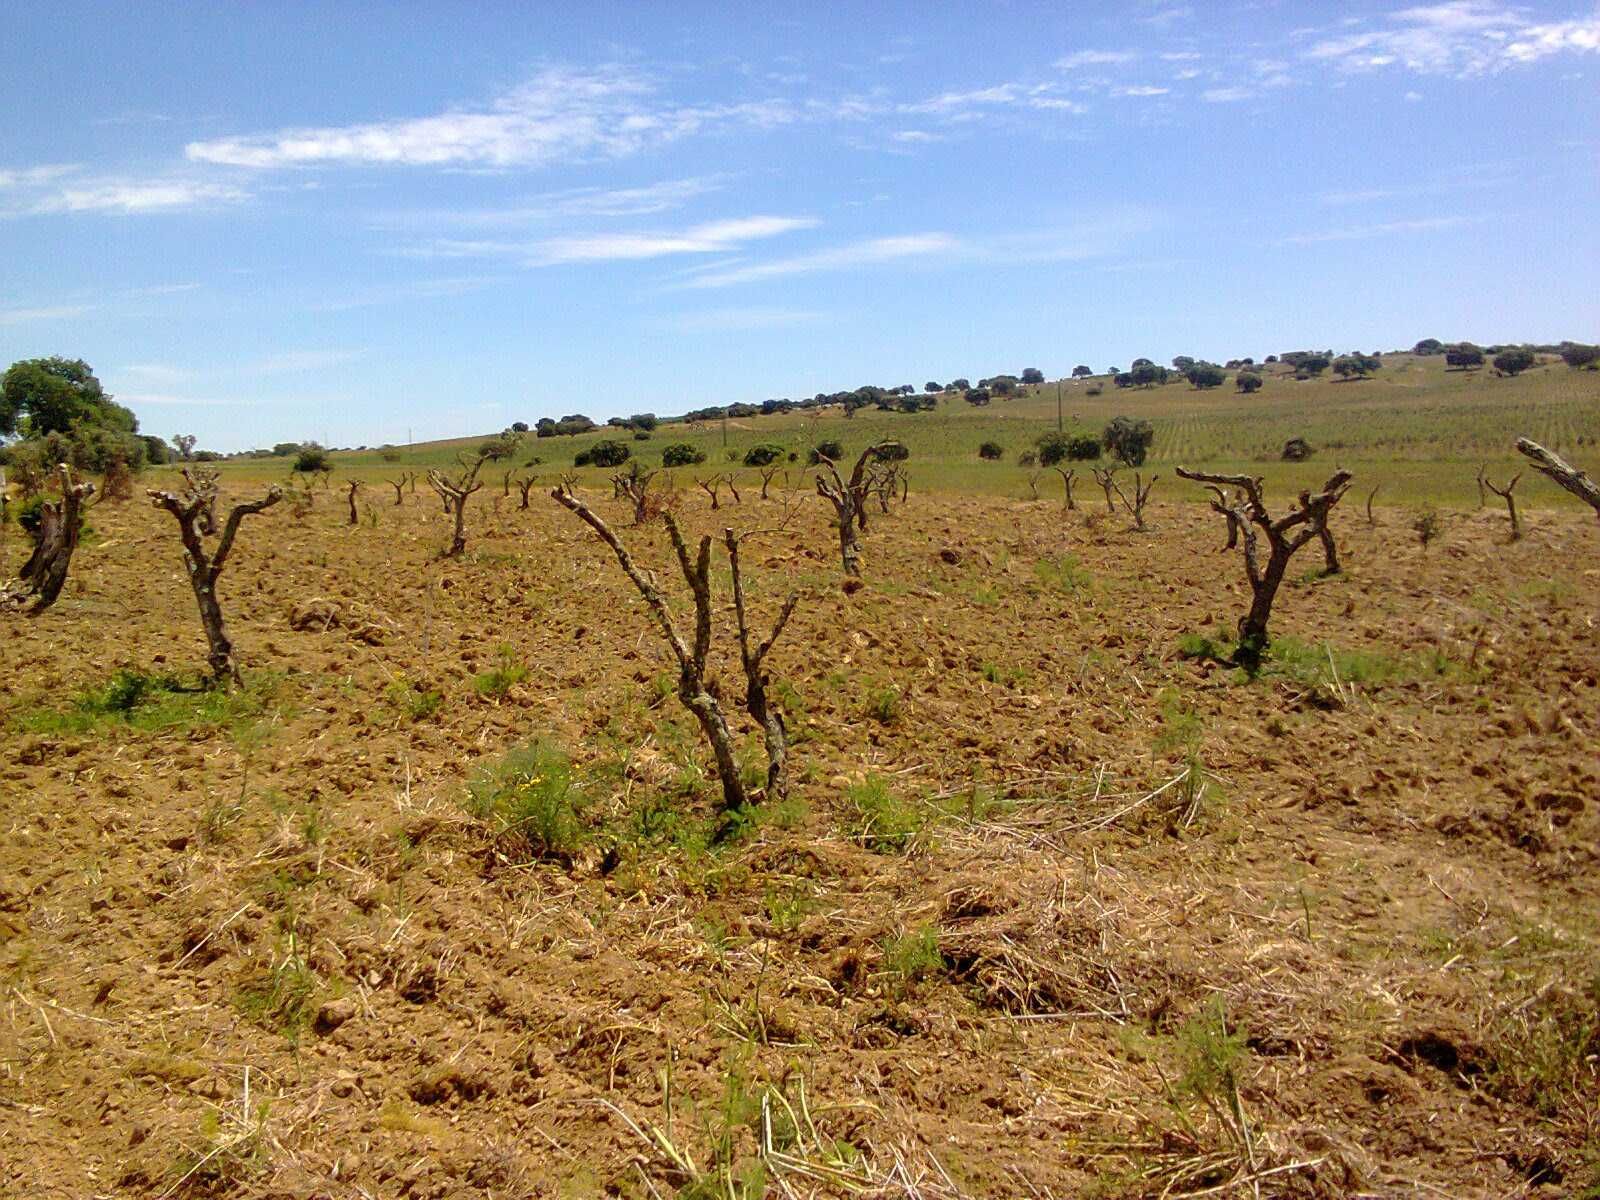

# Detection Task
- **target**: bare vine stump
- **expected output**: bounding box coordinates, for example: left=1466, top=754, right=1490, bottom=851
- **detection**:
left=1177, top=467, right=1354, bottom=669
left=1110, top=472, right=1157, bottom=531
left=3, top=463, right=95, bottom=615
left=552, top=488, right=797, bottom=813
left=1478, top=466, right=1522, bottom=540
left=148, top=479, right=282, bottom=685
left=345, top=480, right=362, bottom=525
left=814, top=443, right=899, bottom=575
left=427, top=454, right=490, bottom=558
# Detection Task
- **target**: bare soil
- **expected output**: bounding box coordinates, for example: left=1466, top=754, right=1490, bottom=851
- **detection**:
left=2, top=483, right=1596, bottom=1198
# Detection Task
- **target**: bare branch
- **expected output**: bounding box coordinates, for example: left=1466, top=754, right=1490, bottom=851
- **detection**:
left=1515, top=437, right=1600, bottom=520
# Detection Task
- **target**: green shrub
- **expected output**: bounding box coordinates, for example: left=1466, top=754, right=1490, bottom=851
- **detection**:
left=870, top=441, right=909, bottom=462
left=662, top=442, right=706, bottom=468
left=742, top=443, right=785, bottom=467
left=473, top=646, right=528, bottom=698
left=465, top=741, right=586, bottom=864
left=978, top=441, right=1004, bottom=461
left=844, top=776, right=924, bottom=853
left=575, top=439, right=629, bottom=468
left=883, top=926, right=945, bottom=985
left=807, top=440, right=844, bottom=465
left=1036, top=431, right=1098, bottom=466
left=292, top=444, right=330, bottom=473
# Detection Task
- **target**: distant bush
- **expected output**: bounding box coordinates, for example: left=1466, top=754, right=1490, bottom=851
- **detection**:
left=661, top=442, right=705, bottom=467
left=1559, top=343, right=1599, bottom=368
left=808, top=439, right=844, bottom=464
left=1184, top=364, right=1227, bottom=389
left=1446, top=345, right=1484, bottom=369
left=633, top=430, right=651, bottom=440
left=1493, top=348, right=1536, bottom=375
left=293, top=444, right=330, bottom=473
left=1036, top=431, right=1100, bottom=467
left=742, top=443, right=785, bottom=467
left=978, top=441, right=1004, bottom=460
left=1236, top=372, right=1263, bottom=393
left=1281, top=438, right=1314, bottom=461
left=1103, top=416, right=1154, bottom=467
left=964, top=388, right=991, bottom=406
left=575, top=439, right=629, bottom=468
left=870, top=441, right=909, bottom=463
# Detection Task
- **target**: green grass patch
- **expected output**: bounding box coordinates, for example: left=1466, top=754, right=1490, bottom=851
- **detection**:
left=465, top=740, right=586, bottom=864
left=472, top=645, right=528, bottom=698
left=843, top=776, right=926, bottom=853
left=1033, top=552, right=1093, bottom=593
left=16, top=669, right=285, bottom=737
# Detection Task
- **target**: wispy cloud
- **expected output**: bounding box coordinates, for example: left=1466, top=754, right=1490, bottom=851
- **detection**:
left=1055, top=49, right=1138, bottom=70
left=371, top=176, right=726, bottom=231
left=675, top=212, right=1155, bottom=288
left=0, top=164, right=79, bottom=189
left=679, top=233, right=957, bottom=288
left=2, top=176, right=249, bottom=216
left=0, top=303, right=95, bottom=325
left=1303, top=3, right=1600, bottom=77
left=534, top=215, right=816, bottom=264
left=1278, top=215, right=1481, bottom=245
left=117, top=391, right=246, bottom=408
left=187, top=66, right=819, bottom=170
left=402, top=214, right=817, bottom=266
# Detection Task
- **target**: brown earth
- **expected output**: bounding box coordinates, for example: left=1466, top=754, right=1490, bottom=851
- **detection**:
left=1, top=480, right=1596, bottom=1199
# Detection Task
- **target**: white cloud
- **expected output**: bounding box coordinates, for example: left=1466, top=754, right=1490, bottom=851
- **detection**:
left=0, top=303, right=94, bottom=325
left=891, top=129, right=943, bottom=144
left=532, top=215, right=816, bottom=264
left=402, top=214, right=816, bottom=266
left=1303, top=3, right=1600, bottom=77
left=679, top=233, right=957, bottom=288
left=30, top=179, right=248, bottom=214
left=186, top=66, right=819, bottom=170
left=118, top=391, right=245, bottom=408
left=1055, top=49, right=1138, bottom=69
left=1278, top=215, right=1480, bottom=245
left=0, top=164, right=78, bottom=189
left=1502, top=15, right=1600, bottom=62
left=1202, top=86, right=1258, bottom=103
left=1114, top=85, right=1170, bottom=97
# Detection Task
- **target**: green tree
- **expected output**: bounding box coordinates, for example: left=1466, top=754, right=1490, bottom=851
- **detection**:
left=662, top=442, right=705, bottom=467
left=1, top=357, right=144, bottom=473
left=1236, top=372, right=1264, bottom=394
left=1558, top=344, right=1598, bottom=368
left=1103, top=416, right=1155, bottom=466
left=1185, top=364, right=1227, bottom=389
left=1493, top=348, right=1536, bottom=375
left=1072, top=365, right=1093, bottom=378
left=1021, top=367, right=1045, bottom=385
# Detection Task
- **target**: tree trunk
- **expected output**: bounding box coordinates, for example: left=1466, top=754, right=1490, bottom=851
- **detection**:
left=446, top=498, right=467, bottom=557
left=1237, top=546, right=1290, bottom=668
left=684, top=688, right=745, bottom=812
left=1318, top=524, right=1340, bottom=574
left=838, top=517, right=861, bottom=576
left=189, top=573, right=239, bottom=685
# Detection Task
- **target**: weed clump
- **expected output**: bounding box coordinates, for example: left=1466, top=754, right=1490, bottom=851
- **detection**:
left=844, top=776, right=924, bottom=853
left=466, top=741, right=586, bottom=865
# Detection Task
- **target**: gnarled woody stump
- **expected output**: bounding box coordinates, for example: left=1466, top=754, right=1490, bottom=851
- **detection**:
left=552, top=485, right=797, bottom=812
left=1177, top=466, right=1353, bottom=668
left=149, top=479, right=282, bottom=685
left=1516, top=437, right=1600, bottom=522
left=3, top=463, right=95, bottom=615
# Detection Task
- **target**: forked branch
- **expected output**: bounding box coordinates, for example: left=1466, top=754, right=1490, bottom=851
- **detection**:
left=1515, top=437, right=1600, bottom=521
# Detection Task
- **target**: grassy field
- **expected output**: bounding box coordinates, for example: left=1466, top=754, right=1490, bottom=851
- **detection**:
left=203, top=354, right=1600, bottom=510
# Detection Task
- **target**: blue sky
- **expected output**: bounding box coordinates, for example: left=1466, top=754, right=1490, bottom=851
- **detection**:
left=2, top=1, right=1596, bottom=451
